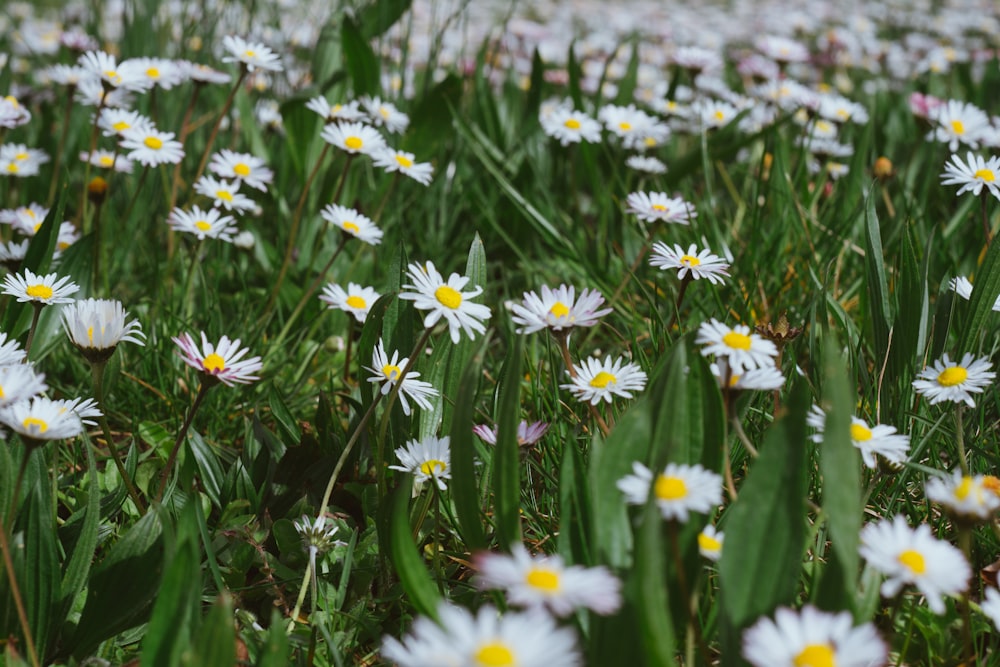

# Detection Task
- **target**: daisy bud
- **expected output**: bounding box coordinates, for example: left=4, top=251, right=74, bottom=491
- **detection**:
left=88, top=176, right=108, bottom=204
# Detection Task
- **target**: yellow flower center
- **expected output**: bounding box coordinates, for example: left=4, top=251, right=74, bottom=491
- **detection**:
left=7, top=164, right=19, bottom=173
left=418, top=459, right=447, bottom=475
left=23, top=417, right=48, bottom=434
left=113, top=121, right=130, bottom=131
left=713, top=110, right=726, bottom=121
left=548, top=301, right=570, bottom=318
left=345, top=295, right=367, bottom=309
left=24, top=209, right=36, bottom=218
left=955, top=476, right=976, bottom=501
left=525, top=567, right=560, bottom=591
left=654, top=474, right=687, bottom=500
left=0, top=386, right=4, bottom=398
left=379, top=107, right=390, bottom=118
left=202, top=353, right=226, bottom=373
left=87, top=326, right=95, bottom=344
left=680, top=254, right=701, bottom=266
left=234, top=162, right=251, bottom=177
left=435, top=285, right=463, bottom=309
left=898, top=549, right=926, bottom=575
left=564, top=118, right=581, bottom=129
left=394, top=154, right=414, bottom=168
left=195, top=220, right=212, bottom=231
left=382, top=364, right=401, bottom=381
left=216, top=190, right=233, bottom=202
left=475, top=643, right=515, bottom=667
left=850, top=423, right=872, bottom=441
left=331, top=104, right=342, bottom=114
left=146, top=67, right=160, bottom=78
left=144, top=136, right=163, bottom=150
left=618, top=121, right=631, bottom=131
left=974, top=168, right=995, bottom=182
left=698, top=532, right=722, bottom=552
left=342, top=221, right=360, bottom=234
left=33, top=223, right=42, bottom=233
left=14, top=152, right=28, bottom=161
left=951, top=119, right=965, bottom=135
left=99, top=155, right=114, bottom=167
left=244, top=49, right=256, bottom=58
left=816, top=120, right=832, bottom=134
left=937, top=366, right=968, bottom=387
left=722, top=331, right=752, bottom=350
left=793, top=643, right=835, bottom=667
left=589, top=371, right=616, bottom=388
left=651, top=204, right=668, bottom=211
left=644, top=136, right=658, bottom=147
left=103, top=69, right=119, bottom=80
left=26, top=284, right=53, bottom=300
left=344, top=136, right=363, bottom=150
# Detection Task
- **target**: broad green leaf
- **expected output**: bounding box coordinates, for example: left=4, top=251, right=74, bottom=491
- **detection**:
left=493, top=335, right=523, bottom=550
left=358, top=0, right=413, bottom=39
left=279, top=98, right=321, bottom=180
left=719, top=382, right=809, bottom=665
left=258, top=610, right=290, bottom=667
left=186, top=594, right=236, bottom=667
left=388, top=476, right=440, bottom=619
left=341, top=16, right=380, bottom=97
left=22, top=449, right=60, bottom=659
left=448, top=339, right=488, bottom=550
left=863, top=185, right=892, bottom=365
left=59, top=439, right=102, bottom=616
left=632, top=499, right=676, bottom=663
left=311, top=19, right=343, bottom=89
left=268, top=385, right=302, bottom=445
left=557, top=437, right=591, bottom=565
left=186, top=431, right=225, bottom=508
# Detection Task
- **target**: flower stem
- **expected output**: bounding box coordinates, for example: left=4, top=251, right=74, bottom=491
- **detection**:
left=958, top=525, right=975, bottom=665
left=955, top=405, right=969, bottom=476
left=555, top=333, right=610, bottom=436
left=667, top=520, right=711, bottom=666
left=79, top=94, right=106, bottom=230
left=0, top=517, right=40, bottom=667
left=23, top=303, right=45, bottom=358
left=156, top=379, right=212, bottom=502
left=91, top=360, right=146, bottom=513
left=665, top=274, right=693, bottom=336
left=181, top=238, right=206, bottom=320
left=982, top=193, right=993, bottom=247
left=191, top=70, right=247, bottom=187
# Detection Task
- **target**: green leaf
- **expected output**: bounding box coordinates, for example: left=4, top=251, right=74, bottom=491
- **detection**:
left=493, top=335, right=523, bottom=550
left=815, top=338, right=861, bottom=614
left=958, top=229, right=1000, bottom=354
left=863, top=185, right=892, bottom=365
left=719, top=382, right=809, bottom=665
left=3, top=190, right=63, bottom=336
left=311, top=19, right=343, bottom=90
left=402, top=74, right=462, bottom=158
left=557, top=436, right=591, bottom=564
left=258, top=610, right=290, bottom=667
left=358, top=0, right=413, bottom=39
left=187, top=431, right=225, bottom=508
left=186, top=594, right=236, bottom=667
left=269, top=385, right=302, bottom=445
left=448, top=340, right=487, bottom=550
left=22, top=449, right=60, bottom=659
left=632, top=499, right=676, bottom=663
left=59, top=438, right=102, bottom=615
left=388, top=476, right=441, bottom=619
left=69, top=511, right=164, bottom=658
left=341, top=15, right=380, bottom=97
left=279, top=98, right=321, bottom=180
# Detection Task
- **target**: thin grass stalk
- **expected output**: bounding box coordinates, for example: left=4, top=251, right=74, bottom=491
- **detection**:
left=47, top=84, right=77, bottom=206
left=79, top=94, right=107, bottom=230
left=156, top=379, right=213, bottom=501
left=91, top=359, right=146, bottom=513
left=0, top=517, right=40, bottom=667
left=191, top=69, right=247, bottom=187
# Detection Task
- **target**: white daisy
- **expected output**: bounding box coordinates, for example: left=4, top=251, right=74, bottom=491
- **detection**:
left=320, top=121, right=387, bottom=156
left=710, top=362, right=786, bottom=392
left=649, top=243, right=730, bottom=284
left=624, top=191, right=696, bottom=225
left=0, top=144, right=50, bottom=177
left=208, top=149, right=274, bottom=191
left=474, top=544, right=622, bottom=617
left=182, top=61, right=232, bottom=85
left=221, top=35, right=283, bottom=72
left=696, top=319, right=778, bottom=374
left=925, top=470, right=1000, bottom=522
left=0, top=396, right=84, bottom=442
left=617, top=461, right=723, bottom=523
left=0, top=239, right=28, bottom=271
left=319, top=282, right=381, bottom=323
left=172, top=332, right=263, bottom=387
left=561, top=356, right=647, bottom=405
left=940, top=152, right=1000, bottom=200
left=98, top=108, right=153, bottom=138
left=981, top=587, right=1000, bottom=631
left=120, top=57, right=185, bottom=90
left=912, top=352, right=995, bottom=407
left=0, top=333, right=27, bottom=367
left=928, top=99, right=991, bottom=151
left=365, top=339, right=438, bottom=416
left=389, top=435, right=452, bottom=495
left=698, top=524, right=724, bottom=561
left=0, top=95, right=31, bottom=128
left=305, top=96, right=365, bottom=123
left=806, top=405, right=910, bottom=469
left=399, top=261, right=491, bottom=344
left=742, top=605, right=888, bottom=667
left=77, top=50, right=148, bottom=91
left=167, top=206, right=239, bottom=242
left=625, top=155, right=667, bottom=174
left=510, top=284, right=612, bottom=335
left=540, top=107, right=602, bottom=146
left=360, top=95, right=410, bottom=133
left=120, top=127, right=185, bottom=166
left=79, top=149, right=133, bottom=173
left=193, top=176, right=255, bottom=212
left=62, top=298, right=145, bottom=363
left=0, top=364, right=48, bottom=407
left=2, top=268, right=79, bottom=305
left=693, top=99, right=739, bottom=130
left=319, top=203, right=383, bottom=245
left=949, top=276, right=1000, bottom=311
left=371, top=148, right=434, bottom=185
left=472, top=420, right=550, bottom=447
left=859, top=515, right=970, bottom=614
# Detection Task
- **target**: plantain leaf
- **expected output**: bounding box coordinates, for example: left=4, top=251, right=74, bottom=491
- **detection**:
left=341, top=15, right=380, bottom=97
left=388, top=476, right=441, bottom=619
left=493, top=335, right=523, bottom=550
left=186, top=593, right=236, bottom=667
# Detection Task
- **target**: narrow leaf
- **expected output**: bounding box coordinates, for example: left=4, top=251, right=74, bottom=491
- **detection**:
left=388, top=476, right=441, bottom=619
left=493, top=335, right=523, bottom=550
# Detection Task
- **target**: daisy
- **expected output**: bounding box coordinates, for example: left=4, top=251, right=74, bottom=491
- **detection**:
left=981, top=587, right=1000, bottom=631
left=172, top=332, right=263, bottom=387
left=120, top=127, right=185, bottom=166
left=618, top=461, right=723, bottom=523
left=0, top=240, right=28, bottom=271
left=120, top=57, right=185, bottom=90
left=0, top=333, right=27, bottom=367
left=710, top=362, right=786, bottom=392
left=319, top=203, right=383, bottom=245
left=949, top=276, right=1000, bottom=311
left=912, top=352, right=995, bottom=407
left=62, top=298, right=145, bottom=363
left=0, top=144, right=51, bottom=178
left=474, top=544, right=622, bottom=617
left=371, top=148, right=434, bottom=185
left=75, top=79, right=134, bottom=109
left=55, top=397, right=103, bottom=426
left=561, top=356, right=647, bottom=405
left=320, top=121, right=387, bottom=156
left=294, top=515, right=343, bottom=555
left=98, top=108, right=153, bottom=138
left=0, top=364, right=48, bottom=407
left=806, top=405, right=911, bottom=469
left=928, top=100, right=991, bottom=151
left=696, top=319, right=778, bottom=374
left=7, top=205, right=50, bottom=237
left=540, top=107, right=603, bottom=146
left=625, top=191, right=696, bottom=225
left=365, top=339, right=438, bottom=416
left=193, top=176, right=255, bottom=212
left=510, top=284, right=612, bottom=335
left=0, top=95, right=31, bottom=128
left=360, top=95, right=410, bottom=133
left=859, top=515, right=970, bottom=614
left=399, top=261, right=491, bottom=344
left=693, top=99, right=739, bottom=130
left=742, top=605, right=887, bottom=667
left=598, top=104, right=655, bottom=143
left=0, top=396, right=84, bottom=442
left=167, top=206, right=239, bottom=242
left=80, top=149, right=133, bottom=173
left=925, top=470, right=1000, bottom=522
left=649, top=243, right=730, bottom=284
left=305, top=96, right=364, bottom=123
left=77, top=50, right=148, bottom=91
left=221, top=35, right=283, bottom=72
left=472, top=420, right=549, bottom=447
left=2, top=269, right=79, bottom=305
left=381, top=602, right=581, bottom=667
left=755, top=35, right=811, bottom=63
left=698, top=524, right=724, bottom=561
left=625, top=155, right=667, bottom=174
left=940, top=152, right=1000, bottom=200
left=319, top=282, right=381, bottom=323
left=389, top=436, right=452, bottom=495
left=182, top=61, right=232, bottom=85
left=208, top=149, right=274, bottom=191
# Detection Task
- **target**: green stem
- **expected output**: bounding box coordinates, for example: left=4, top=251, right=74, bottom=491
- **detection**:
left=269, top=235, right=348, bottom=351
left=23, top=303, right=44, bottom=358
left=955, top=406, right=969, bottom=476
left=181, top=238, right=206, bottom=321
left=191, top=69, right=247, bottom=187
left=0, top=516, right=40, bottom=667
left=120, top=165, right=151, bottom=230
left=285, top=557, right=313, bottom=634
left=91, top=360, right=146, bottom=513
left=555, top=333, right=610, bottom=436
left=80, top=94, right=107, bottom=231
left=982, top=193, right=992, bottom=247
left=156, top=379, right=213, bottom=502
left=667, top=520, right=711, bottom=667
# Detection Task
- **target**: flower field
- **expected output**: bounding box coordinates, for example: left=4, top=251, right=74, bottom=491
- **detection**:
left=2, top=0, right=1000, bottom=664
